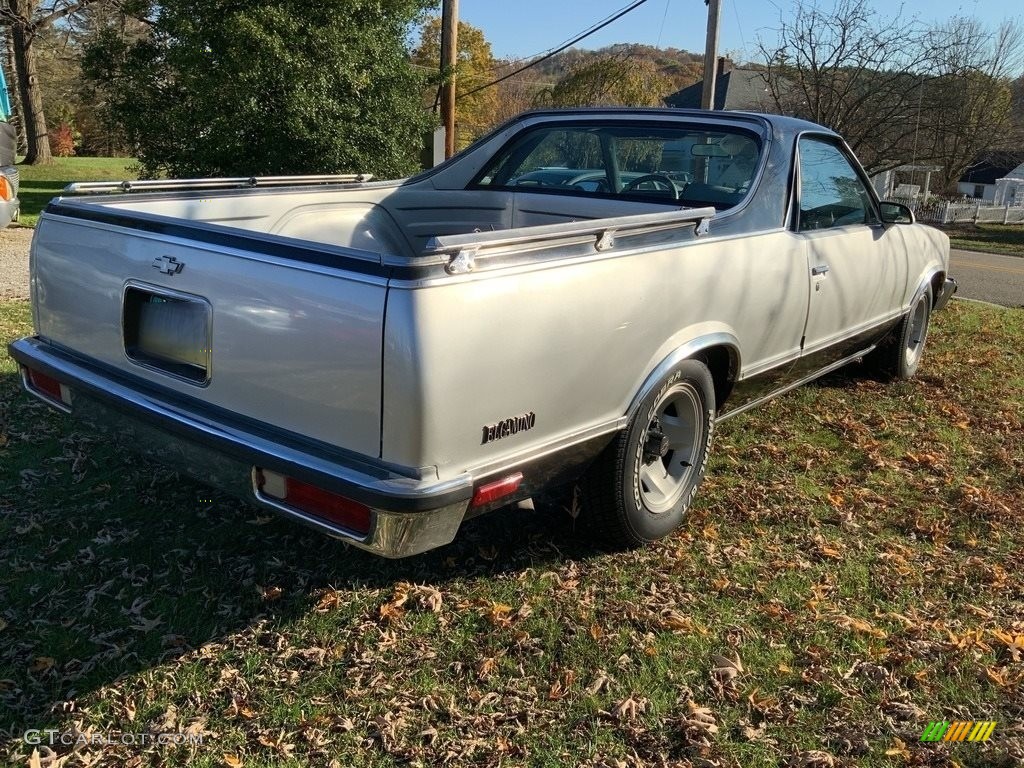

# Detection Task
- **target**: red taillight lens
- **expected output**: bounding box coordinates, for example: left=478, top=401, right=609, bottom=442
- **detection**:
left=255, top=469, right=372, bottom=535
left=471, top=472, right=524, bottom=508
left=0, top=176, right=11, bottom=202
left=24, top=366, right=71, bottom=406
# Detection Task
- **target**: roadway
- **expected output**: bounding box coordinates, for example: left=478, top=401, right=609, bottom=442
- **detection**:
left=949, top=249, right=1024, bottom=308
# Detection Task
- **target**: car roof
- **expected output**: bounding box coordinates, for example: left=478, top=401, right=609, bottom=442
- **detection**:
left=507, top=107, right=837, bottom=140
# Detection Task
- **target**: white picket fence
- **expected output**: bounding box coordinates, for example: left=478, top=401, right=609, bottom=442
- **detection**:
left=890, top=197, right=1024, bottom=225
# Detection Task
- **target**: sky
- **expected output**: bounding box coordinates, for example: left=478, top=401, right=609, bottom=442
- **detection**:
left=454, top=0, right=1020, bottom=63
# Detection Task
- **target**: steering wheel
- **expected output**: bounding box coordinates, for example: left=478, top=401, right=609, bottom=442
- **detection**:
left=622, top=174, right=682, bottom=199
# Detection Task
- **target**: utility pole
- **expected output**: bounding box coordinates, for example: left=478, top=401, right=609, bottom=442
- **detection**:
left=701, top=0, right=721, bottom=110
left=440, top=0, right=459, bottom=159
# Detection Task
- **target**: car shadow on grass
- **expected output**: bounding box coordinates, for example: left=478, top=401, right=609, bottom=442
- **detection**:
left=0, top=371, right=612, bottom=737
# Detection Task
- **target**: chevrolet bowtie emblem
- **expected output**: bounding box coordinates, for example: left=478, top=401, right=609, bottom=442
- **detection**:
left=152, top=255, right=185, bottom=275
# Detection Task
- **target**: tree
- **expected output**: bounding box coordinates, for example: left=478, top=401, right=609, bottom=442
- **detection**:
left=412, top=17, right=496, bottom=149
left=918, top=19, right=1024, bottom=190
left=84, top=0, right=433, bottom=179
left=758, top=0, right=941, bottom=175
left=758, top=0, right=1024, bottom=184
left=0, top=0, right=100, bottom=164
left=536, top=54, right=672, bottom=108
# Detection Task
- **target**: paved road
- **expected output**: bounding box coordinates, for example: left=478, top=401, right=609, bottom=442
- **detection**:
left=950, top=249, right=1024, bottom=308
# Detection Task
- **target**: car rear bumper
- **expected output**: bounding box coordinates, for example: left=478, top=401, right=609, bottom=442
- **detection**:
left=8, top=336, right=471, bottom=558
left=0, top=165, right=19, bottom=227
left=934, top=276, right=958, bottom=311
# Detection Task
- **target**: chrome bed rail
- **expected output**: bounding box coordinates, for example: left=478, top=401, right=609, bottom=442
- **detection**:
left=63, top=173, right=374, bottom=195
left=419, top=206, right=717, bottom=274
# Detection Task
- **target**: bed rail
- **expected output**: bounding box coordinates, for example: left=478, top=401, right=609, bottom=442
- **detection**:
left=420, top=207, right=717, bottom=274
left=63, top=174, right=374, bottom=195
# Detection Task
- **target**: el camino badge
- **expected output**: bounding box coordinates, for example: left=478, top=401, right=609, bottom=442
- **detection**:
left=482, top=412, right=536, bottom=444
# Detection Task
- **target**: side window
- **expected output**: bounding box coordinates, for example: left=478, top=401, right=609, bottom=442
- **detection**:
left=798, top=138, right=877, bottom=231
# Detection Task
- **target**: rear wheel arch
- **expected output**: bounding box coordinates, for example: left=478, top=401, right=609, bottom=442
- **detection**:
left=628, top=333, right=741, bottom=419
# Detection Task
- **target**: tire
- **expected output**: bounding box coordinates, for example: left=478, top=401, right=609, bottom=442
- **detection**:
left=868, top=287, right=932, bottom=380
left=581, top=359, right=716, bottom=548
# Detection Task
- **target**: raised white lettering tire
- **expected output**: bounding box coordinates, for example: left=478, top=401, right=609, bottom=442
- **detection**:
left=581, top=359, right=715, bottom=548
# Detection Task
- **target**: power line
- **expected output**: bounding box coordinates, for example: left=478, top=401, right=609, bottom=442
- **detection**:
left=457, top=0, right=652, bottom=99
left=655, top=0, right=671, bottom=50
left=411, top=62, right=557, bottom=88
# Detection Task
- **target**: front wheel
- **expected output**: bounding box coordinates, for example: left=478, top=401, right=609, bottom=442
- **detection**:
left=868, top=287, right=932, bottom=380
left=580, top=360, right=716, bottom=548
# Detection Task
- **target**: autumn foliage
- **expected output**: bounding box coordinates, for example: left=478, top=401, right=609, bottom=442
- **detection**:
left=52, top=123, right=76, bottom=158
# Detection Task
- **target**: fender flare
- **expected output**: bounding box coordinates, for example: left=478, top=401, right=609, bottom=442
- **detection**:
left=627, top=332, right=741, bottom=418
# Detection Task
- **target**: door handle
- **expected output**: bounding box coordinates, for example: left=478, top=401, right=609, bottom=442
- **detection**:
left=811, top=264, right=830, bottom=276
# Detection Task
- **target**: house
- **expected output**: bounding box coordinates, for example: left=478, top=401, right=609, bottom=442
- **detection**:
left=957, top=153, right=1024, bottom=202
left=664, top=59, right=783, bottom=112
left=993, top=162, right=1024, bottom=207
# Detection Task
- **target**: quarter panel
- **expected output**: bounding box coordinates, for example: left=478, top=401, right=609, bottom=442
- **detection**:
left=381, top=230, right=808, bottom=478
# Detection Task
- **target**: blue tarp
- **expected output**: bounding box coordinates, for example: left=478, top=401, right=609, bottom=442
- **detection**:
left=0, top=67, right=11, bottom=120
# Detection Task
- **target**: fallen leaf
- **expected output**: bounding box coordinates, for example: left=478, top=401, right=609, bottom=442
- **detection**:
left=885, top=738, right=911, bottom=758
left=611, top=695, right=647, bottom=721
left=417, top=586, right=443, bottom=613
left=260, top=586, right=283, bottom=602
left=223, top=755, right=242, bottom=768
left=486, top=602, right=513, bottom=627
left=711, top=653, right=743, bottom=683
left=30, top=657, right=55, bottom=673
left=793, top=750, right=836, bottom=767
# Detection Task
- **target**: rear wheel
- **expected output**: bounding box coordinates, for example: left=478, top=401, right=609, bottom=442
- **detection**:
left=581, top=360, right=715, bottom=548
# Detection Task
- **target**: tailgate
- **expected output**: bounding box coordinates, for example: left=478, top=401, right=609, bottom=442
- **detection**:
left=31, top=207, right=386, bottom=457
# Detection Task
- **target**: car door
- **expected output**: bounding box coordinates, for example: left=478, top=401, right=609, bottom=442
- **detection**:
left=796, top=136, right=909, bottom=370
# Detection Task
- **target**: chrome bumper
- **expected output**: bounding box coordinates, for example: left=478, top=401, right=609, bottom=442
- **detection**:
left=9, top=336, right=471, bottom=558
left=934, top=276, right=958, bottom=311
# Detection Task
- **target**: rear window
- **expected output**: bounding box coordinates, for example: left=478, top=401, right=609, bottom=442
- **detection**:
left=474, top=123, right=762, bottom=209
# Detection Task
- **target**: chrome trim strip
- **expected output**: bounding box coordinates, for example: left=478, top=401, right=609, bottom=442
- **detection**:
left=912, top=267, right=944, bottom=311
left=628, top=332, right=742, bottom=417
left=717, top=345, right=876, bottom=422
left=799, top=309, right=904, bottom=359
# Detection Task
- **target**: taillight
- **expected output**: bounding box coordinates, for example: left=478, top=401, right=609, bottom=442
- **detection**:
left=471, top=472, right=524, bottom=508
left=0, top=176, right=11, bottom=202
left=23, top=365, right=72, bottom=406
left=254, top=468, right=372, bottom=535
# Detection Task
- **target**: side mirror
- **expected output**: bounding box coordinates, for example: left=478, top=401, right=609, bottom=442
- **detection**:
left=879, top=201, right=915, bottom=224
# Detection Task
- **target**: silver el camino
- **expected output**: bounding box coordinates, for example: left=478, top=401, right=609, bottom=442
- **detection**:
left=10, top=108, right=956, bottom=556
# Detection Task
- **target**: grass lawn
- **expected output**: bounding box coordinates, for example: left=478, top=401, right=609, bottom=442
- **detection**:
left=14, top=157, right=138, bottom=227
left=1, top=299, right=1022, bottom=767
left=939, top=222, right=1024, bottom=258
